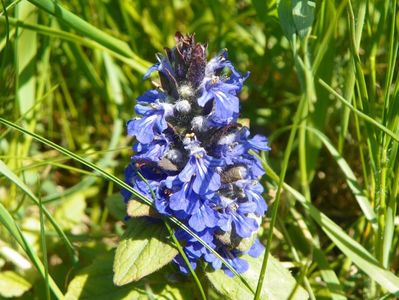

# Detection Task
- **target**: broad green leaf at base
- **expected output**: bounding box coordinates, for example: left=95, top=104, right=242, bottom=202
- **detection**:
left=0, top=271, right=32, bottom=298
left=206, top=254, right=308, bottom=300
left=113, top=218, right=178, bottom=286
left=66, top=252, right=190, bottom=300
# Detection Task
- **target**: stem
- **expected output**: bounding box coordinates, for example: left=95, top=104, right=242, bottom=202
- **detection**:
left=254, top=95, right=307, bottom=299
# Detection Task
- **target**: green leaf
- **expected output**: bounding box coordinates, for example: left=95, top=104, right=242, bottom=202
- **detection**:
left=277, top=0, right=296, bottom=42
left=66, top=254, right=147, bottom=300
left=105, top=193, right=126, bottom=221
left=0, top=271, right=32, bottom=298
left=54, top=193, right=87, bottom=231
left=292, top=0, right=315, bottom=39
left=278, top=0, right=315, bottom=42
left=113, top=218, right=178, bottom=286
left=66, top=252, right=190, bottom=300
left=206, top=255, right=308, bottom=300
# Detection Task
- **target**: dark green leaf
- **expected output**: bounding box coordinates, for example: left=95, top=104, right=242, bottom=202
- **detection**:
left=105, top=193, right=127, bottom=221
left=292, top=0, right=315, bottom=39
left=278, top=0, right=297, bottom=42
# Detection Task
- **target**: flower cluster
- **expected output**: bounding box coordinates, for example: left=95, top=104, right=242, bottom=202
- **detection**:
left=123, top=33, right=270, bottom=275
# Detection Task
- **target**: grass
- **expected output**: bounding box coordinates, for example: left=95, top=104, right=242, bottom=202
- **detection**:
left=0, top=0, right=399, bottom=299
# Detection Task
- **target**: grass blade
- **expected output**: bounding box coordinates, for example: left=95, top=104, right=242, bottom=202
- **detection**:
left=319, top=79, right=399, bottom=143
left=0, top=16, right=150, bottom=74
left=259, top=158, right=399, bottom=294
left=0, top=202, right=64, bottom=299
left=27, top=0, right=133, bottom=59
left=305, top=126, right=377, bottom=227
left=38, top=185, right=51, bottom=300
left=0, top=159, right=78, bottom=263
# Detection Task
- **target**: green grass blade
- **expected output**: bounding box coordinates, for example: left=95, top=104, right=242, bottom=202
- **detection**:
left=319, top=79, right=399, bottom=143
left=0, top=202, right=64, bottom=299
left=305, top=126, right=377, bottom=227
left=27, top=0, right=133, bottom=59
left=164, top=222, right=207, bottom=300
left=260, top=158, right=399, bottom=294
left=255, top=96, right=307, bottom=300
left=38, top=186, right=50, bottom=300
left=0, top=15, right=150, bottom=74
left=15, top=2, right=37, bottom=118
left=0, top=159, right=78, bottom=263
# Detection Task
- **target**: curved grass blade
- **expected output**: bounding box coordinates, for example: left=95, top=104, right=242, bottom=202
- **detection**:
left=319, top=79, right=399, bottom=143
left=0, top=16, right=150, bottom=74
left=0, top=159, right=78, bottom=263
left=38, top=187, right=50, bottom=300
left=0, top=202, right=64, bottom=299
left=305, top=127, right=377, bottom=228
left=0, top=117, right=255, bottom=295
left=27, top=0, right=133, bottom=59
left=257, top=156, right=399, bottom=294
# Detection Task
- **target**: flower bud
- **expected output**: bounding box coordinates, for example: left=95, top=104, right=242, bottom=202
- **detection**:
left=175, top=100, right=191, bottom=114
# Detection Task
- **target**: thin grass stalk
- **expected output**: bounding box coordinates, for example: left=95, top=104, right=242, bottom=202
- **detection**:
left=318, top=79, right=399, bottom=144
left=38, top=185, right=51, bottom=300
left=254, top=93, right=307, bottom=300
left=338, top=1, right=366, bottom=153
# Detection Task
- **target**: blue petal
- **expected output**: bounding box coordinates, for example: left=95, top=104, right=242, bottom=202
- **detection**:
left=188, top=204, right=217, bottom=231
left=223, top=256, right=249, bottom=276
left=169, top=181, right=200, bottom=214
left=127, top=116, right=156, bottom=144
left=237, top=201, right=257, bottom=214
left=143, top=63, right=160, bottom=79
left=247, top=239, right=265, bottom=257
left=233, top=214, right=258, bottom=238
left=248, top=135, right=271, bottom=151
left=173, top=254, right=197, bottom=274
left=137, top=89, right=166, bottom=103
left=178, top=157, right=196, bottom=182
left=192, top=157, right=221, bottom=194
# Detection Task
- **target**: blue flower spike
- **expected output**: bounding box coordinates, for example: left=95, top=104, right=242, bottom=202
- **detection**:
left=124, top=32, right=270, bottom=275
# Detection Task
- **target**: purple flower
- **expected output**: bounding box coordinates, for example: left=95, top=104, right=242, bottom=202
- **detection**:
left=136, top=89, right=167, bottom=104
left=197, top=80, right=240, bottom=124
left=216, top=195, right=259, bottom=238
left=133, top=135, right=169, bottom=162
left=235, top=179, right=268, bottom=216
left=127, top=102, right=173, bottom=144
left=169, top=179, right=201, bottom=214
left=197, top=50, right=249, bottom=125
left=178, top=144, right=222, bottom=195
left=188, top=200, right=219, bottom=231
left=123, top=32, right=271, bottom=276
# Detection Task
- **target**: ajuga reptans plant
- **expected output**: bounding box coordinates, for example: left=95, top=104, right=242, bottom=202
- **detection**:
left=123, top=33, right=270, bottom=275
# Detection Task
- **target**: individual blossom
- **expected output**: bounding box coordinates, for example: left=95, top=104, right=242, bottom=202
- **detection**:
left=123, top=32, right=270, bottom=276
